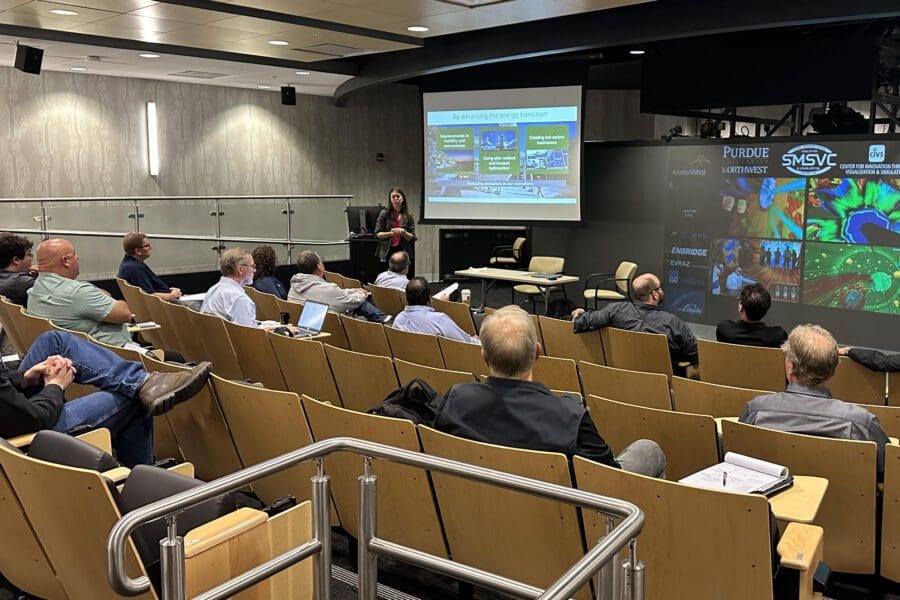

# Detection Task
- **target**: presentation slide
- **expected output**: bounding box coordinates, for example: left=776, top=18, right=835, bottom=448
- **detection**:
left=663, top=139, right=900, bottom=324
left=422, top=86, right=582, bottom=222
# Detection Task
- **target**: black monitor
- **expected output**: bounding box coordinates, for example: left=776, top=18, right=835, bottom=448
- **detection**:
left=346, top=205, right=385, bottom=235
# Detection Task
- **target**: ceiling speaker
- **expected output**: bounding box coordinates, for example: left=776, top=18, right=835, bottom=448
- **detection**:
left=281, top=86, right=296, bottom=106
left=14, top=44, right=43, bottom=75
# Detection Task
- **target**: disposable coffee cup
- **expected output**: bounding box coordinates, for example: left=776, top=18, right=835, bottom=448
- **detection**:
left=280, top=312, right=291, bottom=325
left=461, top=289, right=471, bottom=305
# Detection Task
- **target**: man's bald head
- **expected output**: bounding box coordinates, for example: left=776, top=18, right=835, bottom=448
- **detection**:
left=480, top=305, right=540, bottom=379
left=35, top=238, right=79, bottom=279
left=632, top=273, right=662, bottom=304
left=782, top=324, right=839, bottom=386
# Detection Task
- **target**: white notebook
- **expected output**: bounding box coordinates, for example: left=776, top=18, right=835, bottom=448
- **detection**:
left=679, top=452, right=793, bottom=496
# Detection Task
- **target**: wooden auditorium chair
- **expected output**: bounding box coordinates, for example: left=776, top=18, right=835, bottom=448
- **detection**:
left=697, top=339, right=785, bottom=392
left=393, top=358, right=477, bottom=393
left=579, top=361, right=671, bottom=410
left=537, top=315, right=605, bottom=364
left=323, top=345, right=400, bottom=412
left=384, top=326, right=445, bottom=368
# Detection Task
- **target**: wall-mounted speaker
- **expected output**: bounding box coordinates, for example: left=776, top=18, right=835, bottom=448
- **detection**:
left=281, top=86, right=296, bottom=106
left=14, top=44, right=43, bottom=75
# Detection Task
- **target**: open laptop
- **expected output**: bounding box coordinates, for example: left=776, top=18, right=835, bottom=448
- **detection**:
left=294, top=300, right=329, bottom=338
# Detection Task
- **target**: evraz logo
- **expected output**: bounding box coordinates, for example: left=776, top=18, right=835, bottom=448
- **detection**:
left=781, top=144, right=837, bottom=176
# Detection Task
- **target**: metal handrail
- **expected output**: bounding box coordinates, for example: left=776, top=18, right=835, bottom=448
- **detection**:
left=0, top=194, right=354, bottom=203
left=107, top=437, right=644, bottom=600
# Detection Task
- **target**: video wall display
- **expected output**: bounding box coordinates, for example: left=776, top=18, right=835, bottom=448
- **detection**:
left=664, top=140, right=900, bottom=319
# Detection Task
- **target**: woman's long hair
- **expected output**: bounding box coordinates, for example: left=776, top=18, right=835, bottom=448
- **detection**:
left=251, top=245, right=277, bottom=281
left=388, top=187, right=409, bottom=218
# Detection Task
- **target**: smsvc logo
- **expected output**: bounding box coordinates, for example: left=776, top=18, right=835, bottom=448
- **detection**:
left=869, top=144, right=885, bottom=163
left=781, top=144, right=837, bottom=176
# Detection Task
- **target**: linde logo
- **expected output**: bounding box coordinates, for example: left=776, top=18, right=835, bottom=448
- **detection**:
left=781, top=144, right=837, bottom=176
left=723, top=146, right=769, bottom=159
left=670, top=247, right=708, bottom=257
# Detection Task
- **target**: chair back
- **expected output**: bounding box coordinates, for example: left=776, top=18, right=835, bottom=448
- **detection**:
left=431, top=296, right=477, bottom=336
left=211, top=376, right=316, bottom=504
left=384, top=326, right=445, bottom=368
left=697, top=339, right=784, bottom=391
left=0, top=457, right=68, bottom=599
left=527, top=256, right=564, bottom=274
left=322, top=271, right=342, bottom=286
left=417, top=425, right=589, bottom=599
left=586, top=395, right=718, bottom=480
left=245, top=286, right=280, bottom=322
left=828, top=356, right=887, bottom=405
left=367, top=283, right=407, bottom=317
left=537, top=315, right=604, bottom=364
left=394, top=358, right=476, bottom=393
left=437, top=336, right=487, bottom=377
left=324, top=345, right=400, bottom=412
left=275, top=297, right=304, bottom=325
left=600, top=327, right=674, bottom=379
left=0, top=297, right=26, bottom=355
left=14, top=308, right=54, bottom=348
left=883, top=444, right=900, bottom=583
left=579, top=361, right=671, bottom=410
left=158, top=302, right=209, bottom=363
left=153, top=414, right=184, bottom=463
left=614, top=261, right=638, bottom=295
left=511, top=236, right=526, bottom=260
left=723, top=420, right=878, bottom=574
left=140, top=355, right=243, bottom=481
left=340, top=314, right=391, bottom=357
left=532, top=355, right=580, bottom=394
left=140, top=293, right=182, bottom=353
left=221, top=320, right=287, bottom=390
left=891, top=371, right=900, bottom=407
left=574, top=456, right=777, bottom=600
left=115, top=277, right=152, bottom=323
left=341, top=275, right=363, bottom=289
left=671, top=376, right=767, bottom=417
left=320, top=311, right=350, bottom=349
left=301, top=396, right=448, bottom=557
left=855, top=403, right=900, bottom=439
left=268, top=336, right=341, bottom=405
left=187, top=311, right=244, bottom=380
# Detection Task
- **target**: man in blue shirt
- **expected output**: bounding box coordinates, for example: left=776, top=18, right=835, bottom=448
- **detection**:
left=393, top=277, right=479, bottom=344
left=374, top=250, right=410, bottom=291
left=118, top=233, right=181, bottom=301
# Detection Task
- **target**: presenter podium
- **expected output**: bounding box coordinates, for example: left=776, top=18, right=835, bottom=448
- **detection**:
left=347, top=235, right=383, bottom=284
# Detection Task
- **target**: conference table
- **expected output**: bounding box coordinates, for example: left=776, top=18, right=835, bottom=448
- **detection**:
left=454, top=267, right=579, bottom=314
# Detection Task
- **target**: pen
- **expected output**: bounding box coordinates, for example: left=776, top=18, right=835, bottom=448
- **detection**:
left=722, top=471, right=727, bottom=488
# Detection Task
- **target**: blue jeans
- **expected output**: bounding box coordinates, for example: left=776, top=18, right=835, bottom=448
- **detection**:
left=355, top=300, right=386, bottom=322
left=21, top=331, right=152, bottom=467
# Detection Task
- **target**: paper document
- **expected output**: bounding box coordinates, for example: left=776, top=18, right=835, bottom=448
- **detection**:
left=178, top=293, right=207, bottom=302
left=679, top=452, right=792, bottom=496
left=433, top=282, right=458, bottom=301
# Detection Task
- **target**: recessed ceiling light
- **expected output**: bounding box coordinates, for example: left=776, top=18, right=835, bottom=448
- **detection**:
left=50, top=8, right=78, bottom=15
left=257, top=84, right=272, bottom=89
left=407, top=26, right=429, bottom=32
left=139, top=53, right=160, bottom=59
left=268, top=40, right=290, bottom=46
left=628, top=49, right=646, bottom=55
left=69, top=66, right=87, bottom=71
left=295, top=70, right=310, bottom=75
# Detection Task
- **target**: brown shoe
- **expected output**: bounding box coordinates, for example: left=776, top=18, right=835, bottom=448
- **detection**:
left=137, top=362, right=212, bottom=416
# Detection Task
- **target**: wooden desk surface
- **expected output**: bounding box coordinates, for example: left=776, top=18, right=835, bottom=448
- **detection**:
left=454, top=267, right=579, bottom=286
left=768, top=476, right=829, bottom=524
left=128, top=323, right=161, bottom=333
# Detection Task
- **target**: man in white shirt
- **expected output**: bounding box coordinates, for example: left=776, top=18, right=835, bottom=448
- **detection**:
left=201, top=248, right=258, bottom=327
left=374, top=250, right=410, bottom=291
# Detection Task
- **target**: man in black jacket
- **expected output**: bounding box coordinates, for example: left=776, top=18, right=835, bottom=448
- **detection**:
left=435, top=305, right=665, bottom=477
left=716, top=283, right=788, bottom=348
left=0, top=233, right=36, bottom=306
left=1, top=331, right=211, bottom=466
left=839, top=347, right=900, bottom=372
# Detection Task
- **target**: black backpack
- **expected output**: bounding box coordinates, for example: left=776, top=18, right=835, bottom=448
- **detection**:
left=547, top=297, right=577, bottom=319
left=367, top=378, right=444, bottom=426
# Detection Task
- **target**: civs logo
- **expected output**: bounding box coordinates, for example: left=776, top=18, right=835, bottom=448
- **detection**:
left=781, top=144, right=837, bottom=176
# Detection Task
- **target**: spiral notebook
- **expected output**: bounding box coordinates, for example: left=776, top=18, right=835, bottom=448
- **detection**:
left=679, top=452, right=793, bottom=496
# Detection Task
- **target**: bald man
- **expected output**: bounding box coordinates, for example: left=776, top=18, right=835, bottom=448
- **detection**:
left=27, top=238, right=134, bottom=347
left=572, top=272, right=698, bottom=369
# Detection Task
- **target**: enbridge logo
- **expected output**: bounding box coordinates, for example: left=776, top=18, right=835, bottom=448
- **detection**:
left=781, top=144, right=837, bottom=176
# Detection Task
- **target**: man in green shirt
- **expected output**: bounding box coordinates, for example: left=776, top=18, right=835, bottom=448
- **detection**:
left=27, top=239, right=134, bottom=347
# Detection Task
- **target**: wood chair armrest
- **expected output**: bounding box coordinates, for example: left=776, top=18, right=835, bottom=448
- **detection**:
left=8, top=432, right=36, bottom=448
left=777, top=522, right=824, bottom=571
left=76, top=428, right=113, bottom=454
left=183, top=507, right=268, bottom=558
left=101, top=466, right=131, bottom=483
left=168, top=462, right=195, bottom=478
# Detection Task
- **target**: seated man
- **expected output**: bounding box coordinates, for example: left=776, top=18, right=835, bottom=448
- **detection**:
left=288, top=251, right=388, bottom=323
left=725, top=267, right=755, bottom=292
left=117, top=233, right=182, bottom=301
left=435, top=305, right=666, bottom=477
left=0, top=232, right=36, bottom=306
left=716, top=283, right=787, bottom=348
left=374, top=250, right=410, bottom=291
left=571, top=273, right=698, bottom=368
left=839, top=346, right=900, bottom=372
left=201, top=248, right=259, bottom=327
left=0, top=330, right=211, bottom=467
left=394, top=277, right=479, bottom=344
left=28, top=238, right=134, bottom=348
left=740, top=324, right=890, bottom=478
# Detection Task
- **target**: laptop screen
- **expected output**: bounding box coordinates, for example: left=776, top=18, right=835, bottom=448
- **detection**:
left=297, top=301, right=328, bottom=332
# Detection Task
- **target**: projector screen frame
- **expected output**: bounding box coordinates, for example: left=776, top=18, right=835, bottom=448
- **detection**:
left=418, top=84, right=587, bottom=226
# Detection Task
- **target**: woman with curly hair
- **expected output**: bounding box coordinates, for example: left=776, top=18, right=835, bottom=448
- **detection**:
left=250, top=245, right=287, bottom=299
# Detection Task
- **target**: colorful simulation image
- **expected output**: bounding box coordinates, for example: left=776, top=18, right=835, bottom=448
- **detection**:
left=805, top=178, right=900, bottom=246
left=802, top=243, right=900, bottom=315
left=710, top=238, right=802, bottom=303
left=719, top=177, right=806, bottom=240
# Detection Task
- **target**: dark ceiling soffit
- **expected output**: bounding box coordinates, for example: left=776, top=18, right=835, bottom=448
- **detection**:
left=333, top=0, right=900, bottom=105
left=0, top=24, right=358, bottom=76
left=156, top=0, right=423, bottom=46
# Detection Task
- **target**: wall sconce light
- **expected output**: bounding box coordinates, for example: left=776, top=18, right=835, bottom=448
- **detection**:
left=146, top=101, right=159, bottom=176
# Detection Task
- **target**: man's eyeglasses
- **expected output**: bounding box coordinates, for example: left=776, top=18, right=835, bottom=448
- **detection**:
left=139, top=244, right=152, bottom=250
left=238, top=263, right=256, bottom=271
